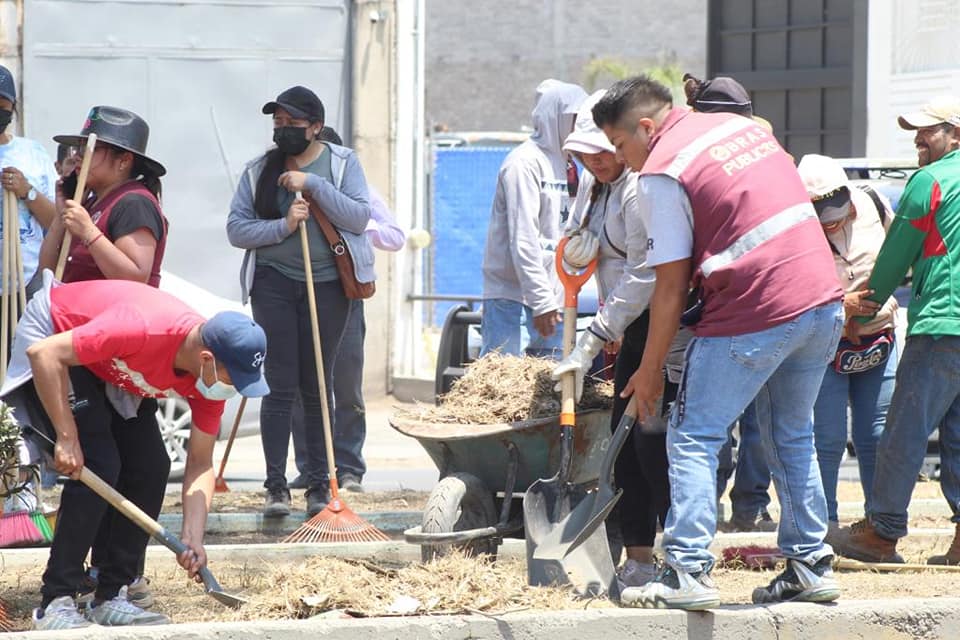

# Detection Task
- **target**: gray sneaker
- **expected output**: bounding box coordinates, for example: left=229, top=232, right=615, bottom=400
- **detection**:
left=339, top=473, right=364, bottom=493
left=263, top=487, right=291, bottom=517
left=121, top=576, right=154, bottom=609
left=86, top=596, right=170, bottom=626
left=620, top=563, right=720, bottom=610
left=616, top=559, right=658, bottom=591
left=752, top=556, right=840, bottom=604
left=33, top=596, right=94, bottom=630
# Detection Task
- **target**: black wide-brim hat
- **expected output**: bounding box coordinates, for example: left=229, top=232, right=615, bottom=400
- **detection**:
left=54, top=106, right=166, bottom=177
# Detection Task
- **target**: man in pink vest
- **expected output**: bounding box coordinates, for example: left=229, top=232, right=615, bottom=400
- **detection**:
left=592, top=76, right=844, bottom=608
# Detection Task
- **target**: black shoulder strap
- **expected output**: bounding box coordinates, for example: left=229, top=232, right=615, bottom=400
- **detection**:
left=857, top=184, right=889, bottom=227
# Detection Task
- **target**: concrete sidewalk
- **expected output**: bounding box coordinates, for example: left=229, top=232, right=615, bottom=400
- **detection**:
left=194, top=394, right=438, bottom=494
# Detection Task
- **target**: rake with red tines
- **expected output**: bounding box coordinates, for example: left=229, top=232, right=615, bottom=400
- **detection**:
left=281, top=210, right=388, bottom=545
left=0, top=597, right=12, bottom=632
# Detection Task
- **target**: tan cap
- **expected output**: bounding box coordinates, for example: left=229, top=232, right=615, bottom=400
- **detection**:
left=897, top=96, right=960, bottom=130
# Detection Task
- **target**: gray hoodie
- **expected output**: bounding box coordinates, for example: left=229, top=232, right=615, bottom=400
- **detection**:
left=226, top=143, right=374, bottom=303
left=481, top=79, right=587, bottom=315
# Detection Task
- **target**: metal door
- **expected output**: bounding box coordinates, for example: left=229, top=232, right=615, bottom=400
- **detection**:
left=21, top=0, right=351, bottom=299
left=708, top=0, right=867, bottom=158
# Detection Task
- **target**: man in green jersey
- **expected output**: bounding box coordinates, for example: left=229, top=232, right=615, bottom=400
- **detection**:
left=833, top=97, right=960, bottom=565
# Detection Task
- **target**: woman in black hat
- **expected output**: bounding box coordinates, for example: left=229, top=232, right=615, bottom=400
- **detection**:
left=38, top=105, right=168, bottom=288
left=34, top=106, right=170, bottom=625
left=227, top=86, right=374, bottom=519
left=0, top=64, right=59, bottom=300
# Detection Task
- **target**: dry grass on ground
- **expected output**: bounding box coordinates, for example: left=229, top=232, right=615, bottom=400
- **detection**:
left=3, top=540, right=960, bottom=631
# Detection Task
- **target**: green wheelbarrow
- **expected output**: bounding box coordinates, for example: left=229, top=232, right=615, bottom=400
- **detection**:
left=389, top=409, right=612, bottom=562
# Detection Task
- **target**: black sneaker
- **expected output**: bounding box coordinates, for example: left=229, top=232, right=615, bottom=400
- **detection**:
left=306, top=489, right=330, bottom=517
left=263, top=487, right=291, bottom=517
left=752, top=555, right=840, bottom=604
left=620, top=563, right=720, bottom=610
left=288, top=474, right=308, bottom=490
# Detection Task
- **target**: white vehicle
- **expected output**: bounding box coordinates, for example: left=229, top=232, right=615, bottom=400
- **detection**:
left=157, top=271, right=261, bottom=479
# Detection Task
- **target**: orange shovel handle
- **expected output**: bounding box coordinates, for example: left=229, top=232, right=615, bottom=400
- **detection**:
left=555, top=237, right=597, bottom=308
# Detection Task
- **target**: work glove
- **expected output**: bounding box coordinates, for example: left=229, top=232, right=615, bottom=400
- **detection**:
left=551, top=330, right=605, bottom=403
left=563, top=229, right=599, bottom=269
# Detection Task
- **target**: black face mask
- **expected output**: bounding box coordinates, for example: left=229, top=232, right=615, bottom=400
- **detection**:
left=0, top=109, right=12, bottom=134
left=273, top=126, right=311, bottom=156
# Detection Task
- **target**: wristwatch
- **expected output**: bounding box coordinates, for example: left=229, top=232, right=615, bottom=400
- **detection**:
left=24, top=187, right=37, bottom=202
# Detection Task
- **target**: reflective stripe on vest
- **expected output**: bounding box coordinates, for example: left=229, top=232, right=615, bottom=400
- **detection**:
left=665, top=116, right=757, bottom=179
left=700, top=203, right=817, bottom=278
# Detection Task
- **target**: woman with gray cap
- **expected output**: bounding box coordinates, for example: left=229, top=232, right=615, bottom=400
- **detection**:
left=551, top=90, right=689, bottom=589
left=797, top=153, right=898, bottom=533
left=227, top=86, right=373, bottom=519
left=0, top=64, right=58, bottom=299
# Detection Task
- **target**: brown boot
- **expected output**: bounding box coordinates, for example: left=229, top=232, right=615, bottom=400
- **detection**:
left=928, top=523, right=960, bottom=565
left=832, top=518, right=904, bottom=563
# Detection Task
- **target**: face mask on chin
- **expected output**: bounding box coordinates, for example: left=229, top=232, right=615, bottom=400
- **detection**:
left=273, top=126, right=311, bottom=156
left=195, top=360, right=238, bottom=401
left=0, top=109, right=12, bottom=135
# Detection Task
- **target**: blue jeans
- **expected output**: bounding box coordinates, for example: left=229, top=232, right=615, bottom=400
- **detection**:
left=813, top=336, right=897, bottom=522
left=870, top=335, right=960, bottom=539
left=717, top=400, right=772, bottom=520
left=480, top=298, right=562, bottom=358
left=663, top=302, right=843, bottom=572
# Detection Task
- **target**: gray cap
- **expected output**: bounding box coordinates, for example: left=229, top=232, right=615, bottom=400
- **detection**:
left=0, top=65, right=16, bottom=103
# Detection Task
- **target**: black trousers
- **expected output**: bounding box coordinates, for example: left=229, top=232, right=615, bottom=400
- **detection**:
left=608, top=312, right=675, bottom=550
left=33, top=367, right=168, bottom=606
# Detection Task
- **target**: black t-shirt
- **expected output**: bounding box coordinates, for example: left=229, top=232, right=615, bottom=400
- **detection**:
left=106, top=193, right=165, bottom=242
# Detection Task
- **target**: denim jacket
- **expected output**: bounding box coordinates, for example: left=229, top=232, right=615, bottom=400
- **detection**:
left=226, top=143, right=375, bottom=303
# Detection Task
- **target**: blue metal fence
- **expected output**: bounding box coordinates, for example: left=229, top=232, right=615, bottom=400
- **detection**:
left=429, top=146, right=510, bottom=325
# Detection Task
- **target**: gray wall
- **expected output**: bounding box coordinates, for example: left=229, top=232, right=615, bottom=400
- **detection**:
left=426, top=0, right=708, bottom=131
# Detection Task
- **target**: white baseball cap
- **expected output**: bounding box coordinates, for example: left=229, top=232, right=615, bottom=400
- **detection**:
left=797, top=154, right=851, bottom=224
left=563, top=90, right=615, bottom=155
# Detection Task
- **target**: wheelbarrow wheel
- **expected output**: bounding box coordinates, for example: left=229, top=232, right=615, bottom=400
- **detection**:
left=421, top=472, right=497, bottom=562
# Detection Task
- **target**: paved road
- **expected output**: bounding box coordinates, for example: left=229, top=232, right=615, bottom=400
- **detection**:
left=170, top=394, right=439, bottom=495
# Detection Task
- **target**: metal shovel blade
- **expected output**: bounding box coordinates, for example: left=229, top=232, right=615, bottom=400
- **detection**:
left=199, top=567, right=248, bottom=609
left=523, top=408, right=637, bottom=597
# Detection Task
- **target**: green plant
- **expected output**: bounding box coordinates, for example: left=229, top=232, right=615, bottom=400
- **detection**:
left=0, top=402, right=33, bottom=500
left=582, top=56, right=686, bottom=102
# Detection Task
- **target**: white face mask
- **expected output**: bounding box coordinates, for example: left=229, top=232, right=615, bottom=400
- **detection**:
left=195, top=360, right=238, bottom=401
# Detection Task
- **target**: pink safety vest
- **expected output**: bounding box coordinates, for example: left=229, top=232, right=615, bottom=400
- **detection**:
left=641, top=108, right=842, bottom=336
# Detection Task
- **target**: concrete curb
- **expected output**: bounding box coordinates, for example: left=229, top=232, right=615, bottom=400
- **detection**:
left=6, top=597, right=960, bottom=639
left=156, top=511, right=422, bottom=537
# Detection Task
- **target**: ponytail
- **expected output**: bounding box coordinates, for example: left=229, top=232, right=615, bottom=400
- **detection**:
left=133, top=156, right=162, bottom=201
left=253, top=148, right=286, bottom=220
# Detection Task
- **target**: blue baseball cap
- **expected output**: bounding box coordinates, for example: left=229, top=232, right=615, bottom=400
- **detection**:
left=0, top=65, right=16, bottom=103
left=201, top=312, right=269, bottom=397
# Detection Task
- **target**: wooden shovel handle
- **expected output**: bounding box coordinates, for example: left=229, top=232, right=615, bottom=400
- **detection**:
left=55, top=134, right=97, bottom=280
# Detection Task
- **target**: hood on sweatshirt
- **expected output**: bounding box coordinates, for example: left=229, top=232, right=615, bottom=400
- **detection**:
left=529, top=79, right=587, bottom=173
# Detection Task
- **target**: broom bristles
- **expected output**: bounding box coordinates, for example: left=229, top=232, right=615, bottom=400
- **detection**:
left=0, top=596, right=12, bottom=632
left=281, top=500, right=389, bottom=544
left=0, top=511, right=45, bottom=547
left=30, top=510, right=53, bottom=543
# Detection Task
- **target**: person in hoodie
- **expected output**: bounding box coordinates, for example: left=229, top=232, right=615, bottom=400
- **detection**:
left=480, top=79, right=586, bottom=358
left=551, top=90, right=691, bottom=588
left=226, top=86, right=374, bottom=519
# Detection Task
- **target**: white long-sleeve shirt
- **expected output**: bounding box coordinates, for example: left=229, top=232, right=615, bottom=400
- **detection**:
left=366, top=187, right=406, bottom=252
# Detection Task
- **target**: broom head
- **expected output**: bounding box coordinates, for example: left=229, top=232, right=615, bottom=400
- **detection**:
left=214, top=475, right=230, bottom=493
left=281, top=497, right=389, bottom=544
left=30, top=510, right=53, bottom=543
left=0, top=510, right=45, bottom=547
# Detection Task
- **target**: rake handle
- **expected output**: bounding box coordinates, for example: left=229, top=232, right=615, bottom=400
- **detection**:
left=55, top=134, right=97, bottom=280
left=297, top=195, right=339, bottom=498
left=214, top=397, right=246, bottom=489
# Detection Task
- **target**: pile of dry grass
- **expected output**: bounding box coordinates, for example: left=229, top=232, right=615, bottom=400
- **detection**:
left=398, top=354, right=614, bottom=424
left=227, top=552, right=603, bottom=620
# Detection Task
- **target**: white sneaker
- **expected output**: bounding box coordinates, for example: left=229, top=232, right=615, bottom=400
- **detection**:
left=85, top=596, right=170, bottom=626
left=32, top=596, right=94, bottom=630
left=617, top=559, right=658, bottom=591
left=122, top=576, right=155, bottom=609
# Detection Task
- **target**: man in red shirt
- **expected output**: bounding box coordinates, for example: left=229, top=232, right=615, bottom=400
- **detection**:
left=1, top=275, right=268, bottom=629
